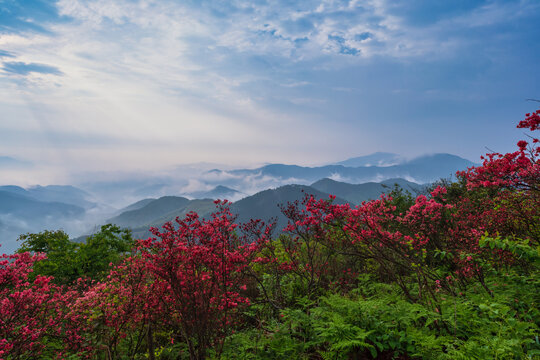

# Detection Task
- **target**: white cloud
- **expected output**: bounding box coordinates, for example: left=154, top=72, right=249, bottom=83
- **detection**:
left=179, top=179, right=214, bottom=194
left=0, top=0, right=537, bottom=184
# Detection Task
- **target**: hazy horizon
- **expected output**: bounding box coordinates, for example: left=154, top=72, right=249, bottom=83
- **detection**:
left=0, top=151, right=475, bottom=188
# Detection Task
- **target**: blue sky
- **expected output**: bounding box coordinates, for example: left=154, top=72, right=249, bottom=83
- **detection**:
left=0, top=0, right=539, bottom=185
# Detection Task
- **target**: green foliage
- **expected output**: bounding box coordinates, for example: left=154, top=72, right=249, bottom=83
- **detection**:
left=17, top=224, right=133, bottom=284
left=218, top=178, right=540, bottom=360
left=479, top=235, right=540, bottom=267
left=78, top=224, right=134, bottom=280
left=387, top=184, right=416, bottom=215
left=218, top=269, right=540, bottom=360
left=17, top=229, right=79, bottom=284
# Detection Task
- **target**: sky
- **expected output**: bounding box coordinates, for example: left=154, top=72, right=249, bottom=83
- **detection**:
left=1, top=0, right=539, bottom=186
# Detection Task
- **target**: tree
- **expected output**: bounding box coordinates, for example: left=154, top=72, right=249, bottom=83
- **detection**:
left=17, top=230, right=79, bottom=284
left=17, top=224, right=133, bottom=284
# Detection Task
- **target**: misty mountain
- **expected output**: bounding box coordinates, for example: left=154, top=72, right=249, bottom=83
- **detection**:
left=0, top=152, right=478, bottom=254
left=0, top=156, right=32, bottom=168
left=107, top=178, right=427, bottom=240
left=107, top=196, right=192, bottom=228
left=0, top=184, right=95, bottom=209
left=403, top=154, right=475, bottom=178
left=27, top=185, right=95, bottom=209
left=0, top=190, right=85, bottom=218
left=118, top=198, right=157, bottom=213
left=334, top=152, right=402, bottom=167
left=186, top=185, right=243, bottom=200
left=116, top=198, right=217, bottom=239
left=0, top=190, right=86, bottom=254
left=69, top=152, right=476, bottom=208
left=0, top=185, right=27, bottom=196
left=311, top=178, right=425, bottom=205
left=224, top=153, right=474, bottom=184
left=108, top=185, right=346, bottom=239
left=79, top=179, right=175, bottom=208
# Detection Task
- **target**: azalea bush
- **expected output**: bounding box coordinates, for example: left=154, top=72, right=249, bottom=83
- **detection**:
left=0, top=251, right=89, bottom=359
left=137, top=201, right=271, bottom=360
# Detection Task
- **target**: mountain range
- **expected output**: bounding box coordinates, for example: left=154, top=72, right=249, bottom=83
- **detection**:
left=0, top=185, right=94, bottom=209
left=0, top=186, right=91, bottom=253
left=220, top=153, right=475, bottom=184
left=108, top=197, right=216, bottom=239
left=107, top=180, right=424, bottom=240
left=0, top=152, right=476, bottom=253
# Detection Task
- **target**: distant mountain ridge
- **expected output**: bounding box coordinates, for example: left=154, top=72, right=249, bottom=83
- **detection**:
left=0, top=185, right=95, bottom=209
left=0, top=187, right=89, bottom=254
left=0, top=156, right=32, bottom=168
left=0, top=190, right=84, bottom=218
left=74, top=152, right=474, bottom=207
left=222, top=153, right=474, bottom=184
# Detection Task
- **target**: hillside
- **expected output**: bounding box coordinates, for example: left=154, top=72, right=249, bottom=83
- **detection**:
left=224, top=153, right=475, bottom=184
left=109, top=184, right=348, bottom=238
left=311, top=178, right=424, bottom=205
left=107, top=196, right=192, bottom=228
left=230, top=184, right=349, bottom=232
left=128, top=199, right=216, bottom=239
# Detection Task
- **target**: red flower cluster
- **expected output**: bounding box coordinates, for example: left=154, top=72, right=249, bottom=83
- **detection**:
left=459, top=109, right=539, bottom=192
left=0, top=252, right=87, bottom=358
